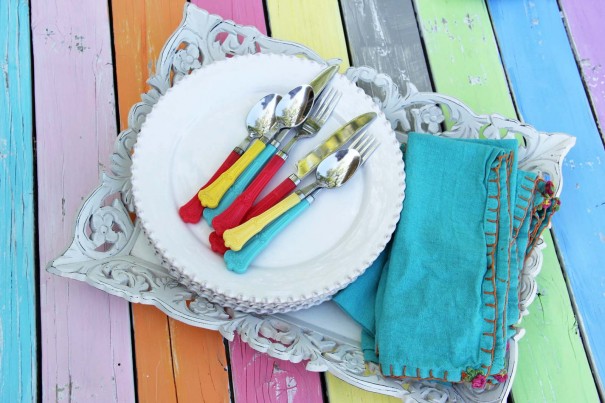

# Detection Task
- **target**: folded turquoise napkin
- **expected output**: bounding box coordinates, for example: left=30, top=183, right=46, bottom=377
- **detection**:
left=334, top=132, right=558, bottom=385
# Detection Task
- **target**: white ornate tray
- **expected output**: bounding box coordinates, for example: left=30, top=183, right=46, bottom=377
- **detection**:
left=48, top=4, right=575, bottom=402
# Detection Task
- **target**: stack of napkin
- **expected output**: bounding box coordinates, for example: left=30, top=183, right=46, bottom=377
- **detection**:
left=334, top=132, right=559, bottom=387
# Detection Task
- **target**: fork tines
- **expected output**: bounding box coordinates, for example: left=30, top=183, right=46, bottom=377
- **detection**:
left=309, top=87, right=342, bottom=123
left=349, top=131, right=379, bottom=164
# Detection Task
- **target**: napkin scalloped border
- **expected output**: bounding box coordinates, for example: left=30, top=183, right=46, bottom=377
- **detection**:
left=47, top=4, right=575, bottom=402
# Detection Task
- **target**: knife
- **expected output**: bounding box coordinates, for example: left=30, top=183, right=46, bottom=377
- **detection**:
left=178, top=63, right=339, bottom=223
left=242, top=111, right=377, bottom=221
left=207, top=112, right=377, bottom=254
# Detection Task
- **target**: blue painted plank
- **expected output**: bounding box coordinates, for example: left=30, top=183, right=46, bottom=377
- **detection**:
left=487, top=0, right=605, bottom=392
left=0, top=0, right=37, bottom=402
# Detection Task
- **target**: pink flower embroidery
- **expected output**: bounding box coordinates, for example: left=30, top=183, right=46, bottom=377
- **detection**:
left=493, top=373, right=508, bottom=383
left=472, top=374, right=487, bottom=389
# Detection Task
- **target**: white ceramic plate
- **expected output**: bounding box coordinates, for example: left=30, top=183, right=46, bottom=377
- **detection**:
left=132, top=53, right=404, bottom=312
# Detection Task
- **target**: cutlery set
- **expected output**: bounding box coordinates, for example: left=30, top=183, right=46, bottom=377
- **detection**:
left=178, top=65, right=379, bottom=271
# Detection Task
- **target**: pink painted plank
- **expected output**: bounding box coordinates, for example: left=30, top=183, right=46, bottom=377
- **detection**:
left=30, top=0, right=136, bottom=401
left=189, top=2, right=323, bottom=401
left=191, top=0, right=267, bottom=34
left=229, top=337, right=324, bottom=402
left=560, top=0, right=605, bottom=137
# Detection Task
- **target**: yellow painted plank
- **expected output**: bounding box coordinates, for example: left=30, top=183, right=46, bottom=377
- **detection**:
left=266, top=0, right=350, bottom=69
left=326, top=374, right=401, bottom=403
left=266, top=1, right=391, bottom=401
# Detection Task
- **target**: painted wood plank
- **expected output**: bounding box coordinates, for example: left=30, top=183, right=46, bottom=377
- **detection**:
left=30, top=0, right=136, bottom=400
left=511, top=232, right=600, bottom=401
left=0, top=0, right=36, bottom=401
left=335, top=1, right=435, bottom=401
left=229, top=337, right=323, bottom=402
left=559, top=0, right=605, bottom=139
left=111, top=1, right=232, bottom=401
left=413, top=0, right=600, bottom=401
left=189, top=1, right=326, bottom=401
left=487, top=0, right=605, bottom=394
left=325, top=374, right=400, bottom=403
left=264, top=1, right=395, bottom=401
left=266, top=0, right=350, bottom=70
left=190, top=0, right=267, bottom=34
left=340, top=0, right=432, bottom=92
left=112, top=0, right=185, bottom=131
left=168, top=318, right=230, bottom=402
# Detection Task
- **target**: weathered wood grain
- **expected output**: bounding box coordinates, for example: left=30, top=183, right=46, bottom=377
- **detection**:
left=0, top=0, right=36, bottom=401
left=190, top=0, right=267, bottom=34
left=112, top=0, right=185, bottom=131
left=189, top=1, right=326, bottom=400
left=340, top=0, right=431, bottom=92
left=30, top=0, right=136, bottom=400
left=265, top=0, right=396, bottom=401
left=111, top=1, right=232, bottom=401
left=325, top=374, right=400, bottom=403
left=266, top=0, right=350, bottom=70
left=487, top=0, right=605, bottom=394
left=229, top=337, right=323, bottom=402
left=559, top=0, right=605, bottom=139
left=168, top=319, right=230, bottom=402
left=414, top=0, right=600, bottom=401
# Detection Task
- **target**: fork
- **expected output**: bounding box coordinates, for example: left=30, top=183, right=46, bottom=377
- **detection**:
left=206, top=87, right=342, bottom=234
left=223, top=134, right=379, bottom=273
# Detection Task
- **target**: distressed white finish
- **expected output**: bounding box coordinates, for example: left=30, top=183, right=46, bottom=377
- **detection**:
left=48, top=4, right=575, bottom=402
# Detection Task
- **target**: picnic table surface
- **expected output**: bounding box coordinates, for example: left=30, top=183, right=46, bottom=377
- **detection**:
left=1, top=0, right=604, bottom=401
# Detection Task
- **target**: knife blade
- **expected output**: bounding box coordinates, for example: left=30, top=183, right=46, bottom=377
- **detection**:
left=294, top=111, right=377, bottom=180
left=240, top=111, right=377, bottom=222
left=309, top=64, right=339, bottom=97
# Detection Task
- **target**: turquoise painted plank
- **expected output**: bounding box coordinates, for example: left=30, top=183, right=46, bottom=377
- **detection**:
left=487, top=0, right=605, bottom=392
left=0, top=0, right=36, bottom=402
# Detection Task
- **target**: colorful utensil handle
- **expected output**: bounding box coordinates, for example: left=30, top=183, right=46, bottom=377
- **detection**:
left=198, top=139, right=265, bottom=208
left=178, top=150, right=240, bottom=223
left=223, top=193, right=301, bottom=251
left=213, top=154, right=286, bottom=235
left=243, top=176, right=298, bottom=221
left=203, top=144, right=277, bottom=226
left=209, top=231, right=229, bottom=255
left=225, top=199, right=311, bottom=273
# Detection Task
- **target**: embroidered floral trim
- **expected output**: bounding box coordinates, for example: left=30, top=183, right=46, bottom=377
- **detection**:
left=538, top=180, right=561, bottom=212
left=462, top=368, right=487, bottom=388
left=462, top=368, right=508, bottom=388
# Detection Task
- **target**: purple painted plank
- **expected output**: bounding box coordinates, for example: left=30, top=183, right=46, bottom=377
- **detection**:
left=30, top=0, right=135, bottom=401
left=560, top=0, right=605, bottom=137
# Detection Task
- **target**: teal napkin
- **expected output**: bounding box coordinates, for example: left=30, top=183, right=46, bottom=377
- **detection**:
left=334, top=132, right=559, bottom=384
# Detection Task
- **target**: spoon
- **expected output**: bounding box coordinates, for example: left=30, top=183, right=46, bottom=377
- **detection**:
left=179, top=93, right=282, bottom=221
left=211, top=87, right=342, bottom=238
left=198, top=92, right=286, bottom=208
left=202, top=85, right=314, bottom=225
left=222, top=148, right=361, bottom=252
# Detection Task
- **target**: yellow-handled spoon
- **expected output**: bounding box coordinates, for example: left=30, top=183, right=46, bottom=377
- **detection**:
left=199, top=86, right=314, bottom=208
left=223, top=148, right=362, bottom=251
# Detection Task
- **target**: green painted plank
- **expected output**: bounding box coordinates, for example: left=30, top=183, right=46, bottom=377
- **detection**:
left=413, top=0, right=598, bottom=400
left=0, top=0, right=36, bottom=401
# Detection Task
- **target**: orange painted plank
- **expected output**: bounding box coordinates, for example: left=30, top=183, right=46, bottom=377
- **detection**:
left=169, top=320, right=230, bottom=402
left=131, top=305, right=177, bottom=402
left=111, top=1, right=231, bottom=401
left=112, top=0, right=185, bottom=130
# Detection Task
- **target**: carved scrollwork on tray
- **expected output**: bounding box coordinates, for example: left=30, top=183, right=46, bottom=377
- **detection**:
left=48, top=4, right=575, bottom=402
